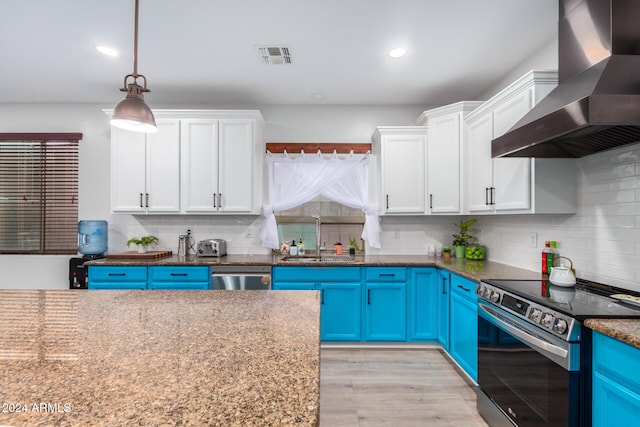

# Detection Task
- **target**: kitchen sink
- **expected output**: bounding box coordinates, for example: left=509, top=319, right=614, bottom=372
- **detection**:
left=280, top=255, right=355, bottom=263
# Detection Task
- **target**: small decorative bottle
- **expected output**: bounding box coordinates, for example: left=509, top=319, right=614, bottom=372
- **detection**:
left=289, top=239, right=298, bottom=256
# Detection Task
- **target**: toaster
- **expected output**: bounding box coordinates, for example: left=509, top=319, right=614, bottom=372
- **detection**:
left=197, top=239, right=227, bottom=257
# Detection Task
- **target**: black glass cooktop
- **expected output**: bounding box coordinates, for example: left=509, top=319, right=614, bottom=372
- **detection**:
left=482, top=278, right=640, bottom=321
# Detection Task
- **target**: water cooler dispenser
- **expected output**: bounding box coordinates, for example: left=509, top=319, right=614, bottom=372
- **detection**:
left=69, top=220, right=108, bottom=289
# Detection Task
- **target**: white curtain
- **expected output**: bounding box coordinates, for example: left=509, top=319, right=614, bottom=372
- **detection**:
left=259, top=150, right=381, bottom=249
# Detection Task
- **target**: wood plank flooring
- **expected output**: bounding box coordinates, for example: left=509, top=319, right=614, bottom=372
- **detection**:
left=319, top=348, right=489, bottom=427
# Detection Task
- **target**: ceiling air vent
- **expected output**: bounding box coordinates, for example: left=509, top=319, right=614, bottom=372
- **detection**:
left=257, top=46, right=292, bottom=65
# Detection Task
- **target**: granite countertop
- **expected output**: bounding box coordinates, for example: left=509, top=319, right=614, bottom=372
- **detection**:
left=86, top=253, right=543, bottom=283
left=0, top=290, right=320, bottom=426
left=584, top=318, right=640, bottom=349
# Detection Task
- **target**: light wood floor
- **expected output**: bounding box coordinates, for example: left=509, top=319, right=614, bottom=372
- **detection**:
left=319, top=348, right=489, bottom=427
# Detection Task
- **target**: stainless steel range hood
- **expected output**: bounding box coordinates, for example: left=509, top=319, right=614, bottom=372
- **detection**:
left=492, top=0, right=640, bottom=158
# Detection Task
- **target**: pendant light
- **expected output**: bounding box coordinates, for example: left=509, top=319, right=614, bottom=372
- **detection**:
left=110, top=0, right=157, bottom=133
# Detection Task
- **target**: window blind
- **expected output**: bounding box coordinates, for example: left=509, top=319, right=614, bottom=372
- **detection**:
left=0, top=133, right=81, bottom=254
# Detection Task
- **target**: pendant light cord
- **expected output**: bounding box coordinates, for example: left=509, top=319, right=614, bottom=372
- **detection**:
left=133, top=0, right=139, bottom=77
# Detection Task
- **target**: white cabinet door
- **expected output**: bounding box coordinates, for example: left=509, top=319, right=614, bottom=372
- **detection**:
left=111, top=127, right=146, bottom=213
left=181, top=118, right=257, bottom=213
left=492, top=89, right=531, bottom=211
left=465, top=114, right=494, bottom=213
left=181, top=120, right=220, bottom=213
left=378, top=130, right=427, bottom=214
left=145, top=120, right=181, bottom=213
left=428, top=114, right=461, bottom=213
left=218, top=119, right=255, bottom=213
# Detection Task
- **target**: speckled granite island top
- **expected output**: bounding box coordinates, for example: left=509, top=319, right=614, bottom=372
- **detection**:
left=0, top=290, right=320, bottom=426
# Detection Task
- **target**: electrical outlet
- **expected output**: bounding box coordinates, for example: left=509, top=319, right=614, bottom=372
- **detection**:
left=186, top=228, right=192, bottom=236
left=528, top=232, right=537, bottom=248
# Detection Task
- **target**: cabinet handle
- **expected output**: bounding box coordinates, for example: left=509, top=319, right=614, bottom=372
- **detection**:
left=368, top=289, right=371, bottom=304
left=218, top=193, right=222, bottom=208
left=139, top=193, right=144, bottom=208
left=321, top=289, right=324, bottom=305
left=429, top=194, right=433, bottom=209
left=108, top=273, right=126, bottom=277
left=491, top=187, right=496, bottom=205
left=442, top=277, right=447, bottom=294
left=170, top=273, right=188, bottom=277
left=458, top=284, right=470, bottom=292
left=485, top=187, right=489, bottom=206
left=213, top=194, right=217, bottom=208
left=145, top=193, right=149, bottom=208
left=379, top=273, right=395, bottom=278
left=386, top=194, right=389, bottom=209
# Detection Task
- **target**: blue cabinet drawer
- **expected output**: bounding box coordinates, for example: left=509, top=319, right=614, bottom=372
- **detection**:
left=89, top=281, right=147, bottom=290
left=273, top=266, right=361, bottom=282
left=89, top=266, right=147, bottom=282
left=451, top=275, right=477, bottom=303
left=149, top=266, right=210, bottom=282
left=365, top=267, right=407, bottom=282
left=149, top=282, right=210, bottom=290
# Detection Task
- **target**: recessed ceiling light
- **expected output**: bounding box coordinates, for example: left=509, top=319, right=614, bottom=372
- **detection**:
left=388, top=47, right=407, bottom=58
left=96, top=44, right=118, bottom=56
left=310, top=92, right=325, bottom=101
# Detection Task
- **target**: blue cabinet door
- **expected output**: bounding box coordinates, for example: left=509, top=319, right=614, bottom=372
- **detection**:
left=148, top=266, right=210, bottom=290
left=320, top=283, right=362, bottom=341
left=365, top=282, right=407, bottom=341
left=272, top=283, right=316, bottom=290
left=88, top=266, right=148, bottom=290
left=593, top=331, right=640, bottom=426
left=436, top=269, right=450, bottom=349
left=408, top=267, right=437, bottom=341
left=449, top=274, right=478, bottom=381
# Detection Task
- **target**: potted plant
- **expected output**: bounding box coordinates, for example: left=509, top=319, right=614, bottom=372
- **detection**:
left=442, top=247, right=452, bottom=260
left=126, top=235, right=159, bottom=253
left=348, top=236, right=361, bottom=256
left=452, top=218, right=477, bottom=258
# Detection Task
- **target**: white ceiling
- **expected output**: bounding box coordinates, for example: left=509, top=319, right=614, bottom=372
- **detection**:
left=0, top=0, right=558, bottom=106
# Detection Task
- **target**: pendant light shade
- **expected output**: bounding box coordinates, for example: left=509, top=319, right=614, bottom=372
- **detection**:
left=110, top=0, right=157, bottom=133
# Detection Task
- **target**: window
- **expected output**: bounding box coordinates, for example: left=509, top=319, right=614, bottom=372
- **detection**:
left=0, top=133, right=82, bottom=254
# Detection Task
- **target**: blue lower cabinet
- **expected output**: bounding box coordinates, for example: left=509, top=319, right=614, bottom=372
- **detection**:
left=320, top=283, right=362, bottom=341
left=449, top=274, right=478, bottom=381
left=365, top=282, right=407, bottom=341
left=148, top=266, right=210, bottom=290
left=593, top=331, right=640, bottom=426
left=436, top=269, right=450, bottom=349
left=408, top=267, right=437, bottom=341
left=88, top=266, right=147, bottom=290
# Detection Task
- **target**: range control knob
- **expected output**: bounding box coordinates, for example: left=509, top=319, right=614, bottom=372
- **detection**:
left=489, top=291, right=500, bottom=303
left=529, top=308, right=543, bottom=323
left=541, top=312, right=556, bottom=329
left=554, top=319, right=568, bottom=335
left=476, top=285, right=485, bottom=296
left=484, top=287, right=492, bottom=298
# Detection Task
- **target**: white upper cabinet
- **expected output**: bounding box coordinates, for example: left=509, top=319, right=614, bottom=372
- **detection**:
left=181, top=117, right=262, bottom=214
left=372, top=126, right=427, bottom=214
left=464, top=70, right=577, bottom=214
left=108, top=109, right=264, bottom=215
left=111, top=119, right=181, bottom=214
left=417, top=102, right=483, bottom=214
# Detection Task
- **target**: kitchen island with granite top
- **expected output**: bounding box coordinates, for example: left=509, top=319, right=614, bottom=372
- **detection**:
left=0, top=290, right=320, bottom=426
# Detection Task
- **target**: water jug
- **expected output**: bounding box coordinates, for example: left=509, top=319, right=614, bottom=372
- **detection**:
left=78, top=220, right=108, bottom=256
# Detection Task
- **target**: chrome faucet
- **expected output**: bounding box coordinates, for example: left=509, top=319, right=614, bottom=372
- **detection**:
left=314, top=215, right=322, bottom=254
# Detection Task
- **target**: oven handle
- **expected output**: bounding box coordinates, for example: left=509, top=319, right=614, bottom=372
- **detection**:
left=478, top=303, right=569, bottom=362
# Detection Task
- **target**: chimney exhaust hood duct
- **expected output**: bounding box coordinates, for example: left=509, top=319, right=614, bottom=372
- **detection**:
left=492, top=0, right=640, bottom=158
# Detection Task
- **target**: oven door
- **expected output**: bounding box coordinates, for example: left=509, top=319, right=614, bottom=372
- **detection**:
left=211, top=273, right=271, bottom=290
left=477, top=302, right=582, bottom=427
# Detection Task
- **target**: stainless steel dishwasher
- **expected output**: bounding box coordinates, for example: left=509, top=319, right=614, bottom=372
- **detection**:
left=210, top=265, right=271, bottom=290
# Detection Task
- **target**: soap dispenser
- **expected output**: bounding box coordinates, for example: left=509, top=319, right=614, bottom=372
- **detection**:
left=289, top=239, right=298, bottom=256
left=298, top=238, right=305, bottom=255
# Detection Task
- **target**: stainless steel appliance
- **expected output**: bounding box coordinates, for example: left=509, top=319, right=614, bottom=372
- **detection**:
left=211, top=265, right=271, bottom=290
left=493, top=0, right=640, bottom=158
left=476, top=279, right=640, bottom=427
left=197, top=239, right=227, bottom=257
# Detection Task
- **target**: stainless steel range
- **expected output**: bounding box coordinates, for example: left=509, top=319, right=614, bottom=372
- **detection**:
left=476, top=279, right=640, bottom=427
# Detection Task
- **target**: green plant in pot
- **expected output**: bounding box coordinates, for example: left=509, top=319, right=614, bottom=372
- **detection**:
left=126, top=235, right=159, bottom=253
left=452, top=218, right=477, bottom=258
left=442, top=247, right=452, bottom=260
